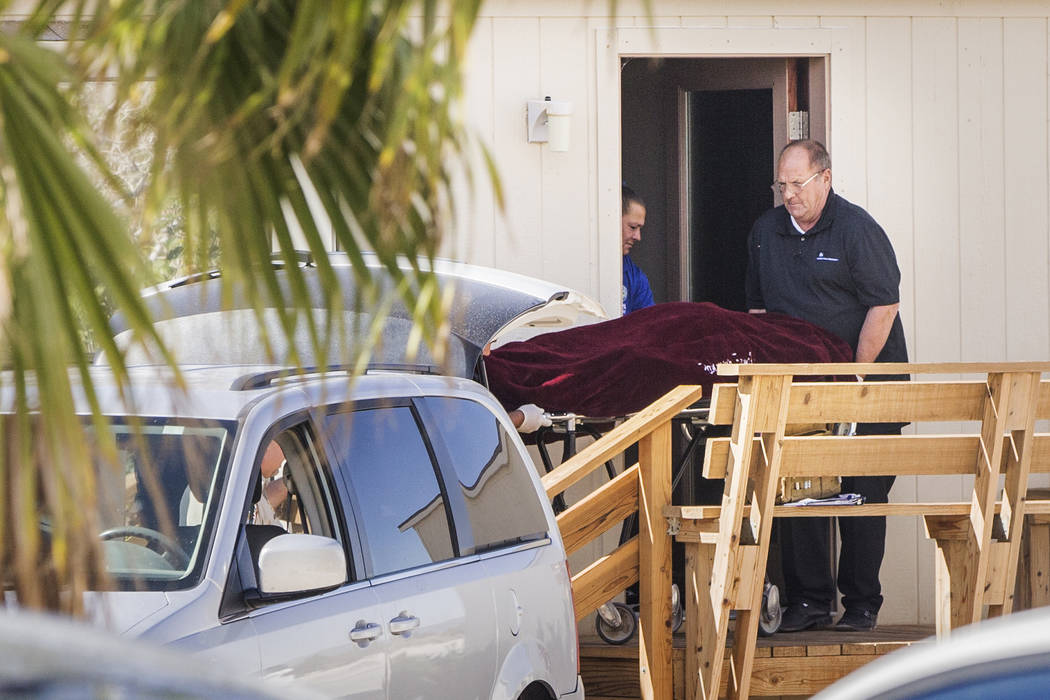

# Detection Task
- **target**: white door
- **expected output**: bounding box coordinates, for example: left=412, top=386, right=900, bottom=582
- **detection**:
left=242, top=421, right=390, bottom=698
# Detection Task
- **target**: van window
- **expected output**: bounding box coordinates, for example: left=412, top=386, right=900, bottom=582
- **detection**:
left=248, top=427, right=339, bottom=540
left=420, top=397, right=548, bottom=552
left=324, top=407, right=454, bottom=577
left=87, top=418, right=234, bottom=591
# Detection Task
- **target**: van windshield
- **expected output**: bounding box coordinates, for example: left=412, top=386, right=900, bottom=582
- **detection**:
left=89, top=418, right=234, bottom=591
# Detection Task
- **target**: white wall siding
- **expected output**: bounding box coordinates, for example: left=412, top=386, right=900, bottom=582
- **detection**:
left=865, top=18, right=915, bottom=353
left=1003, top=18, right=1049, bottom=362
left=958, top=18, right=1007, bottom=363
left=492, top=18, right=545, bottom=279
left=451, top=19, right=497, bottom=267
left=913, top=17, right=960, bottom=364
left=538, top=17, right=595, bottom=294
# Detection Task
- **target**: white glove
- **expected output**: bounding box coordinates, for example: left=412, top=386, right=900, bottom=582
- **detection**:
left=516, top=403, right=551, bottom=433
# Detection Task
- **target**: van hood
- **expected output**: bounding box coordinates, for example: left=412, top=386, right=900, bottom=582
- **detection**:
left=107, top=252, right=606, bottom=380
left=85, top=590, right=172, bottom=636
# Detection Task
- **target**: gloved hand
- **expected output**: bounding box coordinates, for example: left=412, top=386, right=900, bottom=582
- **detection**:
left=515, top=403, right=552, bottom=433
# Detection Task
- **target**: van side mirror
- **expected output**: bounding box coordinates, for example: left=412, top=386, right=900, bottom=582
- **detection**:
left=257, top=534, right=347, bottom=594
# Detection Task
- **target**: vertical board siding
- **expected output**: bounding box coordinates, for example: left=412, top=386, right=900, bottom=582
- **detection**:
left=912, top=17, right=960, bottom=364
left=453, top=19, right=498, bottom=266
left=491, top=18, right=544, bottom=278
left=539, top=17, right=595, bottom=294
left=864, top=18, right=916, bottom=361
left=1003, top=18, right=1050, bottom=361
left=958, top=18, right=1007, bottom=363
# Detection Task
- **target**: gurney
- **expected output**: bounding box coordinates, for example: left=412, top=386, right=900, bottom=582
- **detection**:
left=485, top=301, right=854, bottom=643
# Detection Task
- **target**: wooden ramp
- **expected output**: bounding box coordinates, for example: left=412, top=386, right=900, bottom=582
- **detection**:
left=581, top=625, right=933, bottom=700
left=680, top=362, right=1050, bottom=700
left=541, top=363, right=1050, bottom=700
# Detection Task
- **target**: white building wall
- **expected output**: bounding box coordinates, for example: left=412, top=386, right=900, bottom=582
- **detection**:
left=449, top=2, right=1050, bottom=627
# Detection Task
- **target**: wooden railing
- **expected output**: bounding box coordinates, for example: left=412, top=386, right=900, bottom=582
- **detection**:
left=668, top=362, right=1050, bottom=700
left=541, top=384, right=704, bottom=700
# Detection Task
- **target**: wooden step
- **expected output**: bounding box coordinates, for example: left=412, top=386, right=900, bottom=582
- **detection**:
left=579, top=624, right=934, bottom=699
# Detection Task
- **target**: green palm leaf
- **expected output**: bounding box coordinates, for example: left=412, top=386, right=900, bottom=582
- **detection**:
left=0, top=0, right=486, bottom=611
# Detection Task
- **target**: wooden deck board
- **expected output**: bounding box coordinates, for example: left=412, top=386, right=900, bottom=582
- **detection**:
left=579, top=625, right=934, bottom=699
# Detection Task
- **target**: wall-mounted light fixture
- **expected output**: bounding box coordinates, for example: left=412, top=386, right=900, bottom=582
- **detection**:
left=527, top=96, right=573, bottom=152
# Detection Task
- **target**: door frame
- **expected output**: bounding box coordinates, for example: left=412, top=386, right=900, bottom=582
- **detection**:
left=596, top=24, right=858, bottom=315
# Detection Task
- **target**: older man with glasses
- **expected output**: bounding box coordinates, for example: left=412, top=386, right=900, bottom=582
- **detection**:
left=746, top=139, right=909, bottom=634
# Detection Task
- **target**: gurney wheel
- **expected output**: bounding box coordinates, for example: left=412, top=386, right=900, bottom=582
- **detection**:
left=595, top=602, right=637, bottom=645
left=757, top=580, right=782, bottom=637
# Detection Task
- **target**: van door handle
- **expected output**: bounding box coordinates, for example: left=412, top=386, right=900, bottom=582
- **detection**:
left=389, top=612, right=420, bottom=635
left=349, top=621, right=382, bottom=644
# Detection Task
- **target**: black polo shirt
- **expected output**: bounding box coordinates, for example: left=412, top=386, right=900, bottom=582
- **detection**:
left=745, top=190, right=908, bottom=370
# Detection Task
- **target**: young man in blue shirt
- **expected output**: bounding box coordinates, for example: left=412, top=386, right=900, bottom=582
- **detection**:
left=622, top=186, right=655, bottom=315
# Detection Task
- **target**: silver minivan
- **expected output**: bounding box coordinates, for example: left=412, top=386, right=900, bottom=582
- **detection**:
left=43, top=255, right=594, bottom=699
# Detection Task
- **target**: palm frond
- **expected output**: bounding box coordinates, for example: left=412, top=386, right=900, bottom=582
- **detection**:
left=0, top=29, right=166, bottom=612
left=0, top=0, right=488, bottom=610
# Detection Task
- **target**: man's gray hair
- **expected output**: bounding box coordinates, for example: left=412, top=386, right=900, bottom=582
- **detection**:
left=780, top=139, right=831, bottom=172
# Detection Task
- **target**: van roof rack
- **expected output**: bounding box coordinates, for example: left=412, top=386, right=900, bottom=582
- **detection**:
left=230, top=363, right=439, bottom=391
left=164, top=253, right=314, bottom=290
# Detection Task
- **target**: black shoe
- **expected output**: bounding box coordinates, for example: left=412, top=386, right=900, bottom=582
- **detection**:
left=778, top=602, right=832, bottom=632
left=834, top=608, right=877, bottom=631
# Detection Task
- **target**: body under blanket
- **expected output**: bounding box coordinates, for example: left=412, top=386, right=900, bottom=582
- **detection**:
left=485, top=301, right=853, bottom=417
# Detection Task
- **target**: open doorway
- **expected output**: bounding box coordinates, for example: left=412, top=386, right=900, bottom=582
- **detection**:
left=688, top=89, right=773, bottom=310
left=621, top=57, right=827, bottom=308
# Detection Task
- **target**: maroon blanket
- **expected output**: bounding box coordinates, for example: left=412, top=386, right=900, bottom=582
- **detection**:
left=485, top=302, right=853, bottom=417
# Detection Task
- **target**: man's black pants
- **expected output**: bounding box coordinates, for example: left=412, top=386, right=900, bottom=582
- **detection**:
left=779, top=422, right=902, bottom=615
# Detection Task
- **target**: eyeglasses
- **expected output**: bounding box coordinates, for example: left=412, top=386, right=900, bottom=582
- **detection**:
left=771, top=169, right=826, bottom=196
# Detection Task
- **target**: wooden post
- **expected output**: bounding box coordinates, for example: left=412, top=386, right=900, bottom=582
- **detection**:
left=1024, top=515, right=1050, bottom=609
left=988, top=371, right=1040, bottom=617
left=695, top=376, right=757, bottom=700
left=957, top=373, right=1012, bottom=624
left=638, top=421, right=673, bottom=700
left=727, top=375, right=791, bottom=700
left=685, top=541, right=715, bottom=700
left=694, top=374, right=790, bottom=700
left=925, top=514, right=980, bottom=637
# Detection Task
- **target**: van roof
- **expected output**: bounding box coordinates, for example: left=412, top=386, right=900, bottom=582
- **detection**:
left=2, top=364, right=485, bottom=420
left=106, top=252, right=600, bottom=379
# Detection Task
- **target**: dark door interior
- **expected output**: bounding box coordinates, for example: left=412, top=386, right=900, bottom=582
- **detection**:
left=689, top=89, right=773, bottom=311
